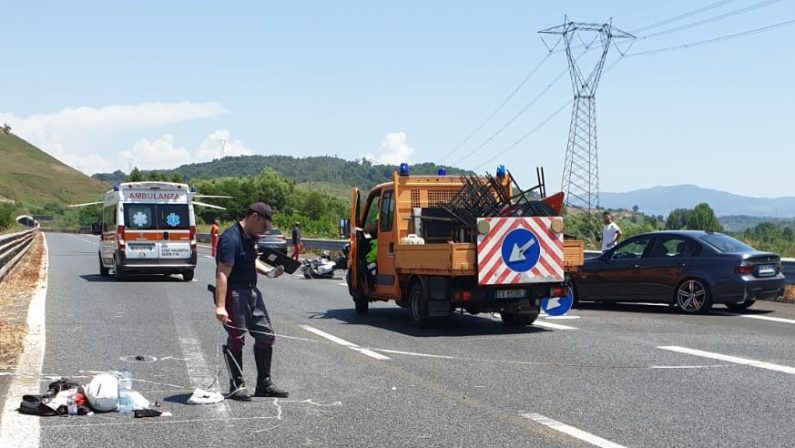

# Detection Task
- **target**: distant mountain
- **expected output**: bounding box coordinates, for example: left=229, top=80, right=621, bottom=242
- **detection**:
left=600, top=185, right=795, bottom=218
left=93, top=155, right=472, bottom=191
left=0, top=133, right=107, bottom=209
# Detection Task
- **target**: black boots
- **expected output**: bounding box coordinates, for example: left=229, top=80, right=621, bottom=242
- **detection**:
left=254, top=346, right=288, bottom=398
left=223, top=345, right=251, bottom=401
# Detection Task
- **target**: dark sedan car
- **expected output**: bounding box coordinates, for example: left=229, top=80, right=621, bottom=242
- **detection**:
left=257, top=228, right=288, bottom=254
left=572, top=230, right=786, bottom=313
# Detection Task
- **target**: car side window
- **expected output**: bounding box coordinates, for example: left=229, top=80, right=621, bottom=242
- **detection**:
left=610, top=237, right=652, bottom=260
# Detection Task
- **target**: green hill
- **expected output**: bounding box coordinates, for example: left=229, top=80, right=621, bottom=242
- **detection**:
left=93, top=155, right=472, bottom=192
left=0, top=133, right=108, bottom=211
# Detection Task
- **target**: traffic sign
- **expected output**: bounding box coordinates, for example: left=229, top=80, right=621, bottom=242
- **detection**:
left=501, top=228, right=540, bottom=273
left=540, top=286, right=574, bottom=316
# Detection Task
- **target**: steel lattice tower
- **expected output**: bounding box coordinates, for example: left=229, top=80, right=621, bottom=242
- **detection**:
left=539, top=20, right=634, bottom=211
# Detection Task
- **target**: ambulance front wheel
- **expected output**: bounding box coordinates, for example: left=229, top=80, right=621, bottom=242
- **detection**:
left=98, top=254, right=110, bottom=277
left=112, top=256, right=125, bottom=281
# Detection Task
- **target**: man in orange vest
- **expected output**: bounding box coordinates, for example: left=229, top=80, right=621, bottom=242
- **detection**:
left=210, top=219, right=220, bottom=257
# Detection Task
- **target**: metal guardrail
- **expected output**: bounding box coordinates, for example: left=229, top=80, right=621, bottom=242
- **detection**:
left=0, top=229, right=37, bottom=281
left=782, top=258, right=795, bottom=285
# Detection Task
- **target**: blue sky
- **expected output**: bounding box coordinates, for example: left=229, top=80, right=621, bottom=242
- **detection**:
left=1, top=1, right=793, bottom=198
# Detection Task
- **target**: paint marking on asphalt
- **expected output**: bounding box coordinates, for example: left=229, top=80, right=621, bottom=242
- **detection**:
left=376, top=349, right=459, bottom=359
left=712, top=310, right=795, bottom=325
left=741, top=314, right=795, bottom=325
left=299, top=325, right=390, bottom=360
left=533, top=320, right=578, bottom=330
left=337, top=282, right=347, bottom=286
left=520, top=413, right=627, bottom=448
left=0, top=236, right=48, bottom=448
left=175, top=326, right=230, bottom=416
left=650, top=365, right=730, bottom=370
left=658, top=346, right=795, bottom=375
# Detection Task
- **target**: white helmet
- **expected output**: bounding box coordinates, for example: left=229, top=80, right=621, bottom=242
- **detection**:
left=84, top=373, right=119, bottom=412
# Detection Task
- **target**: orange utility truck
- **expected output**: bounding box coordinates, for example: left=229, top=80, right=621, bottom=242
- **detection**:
left=346, top=165, right=584, bottom=327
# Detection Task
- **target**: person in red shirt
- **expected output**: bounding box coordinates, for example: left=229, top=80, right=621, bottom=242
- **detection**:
left=210, top=219, right=220, bottom=257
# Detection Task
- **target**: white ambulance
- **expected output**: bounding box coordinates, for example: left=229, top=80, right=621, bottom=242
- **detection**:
left=96, top=182, right=198, bottom=281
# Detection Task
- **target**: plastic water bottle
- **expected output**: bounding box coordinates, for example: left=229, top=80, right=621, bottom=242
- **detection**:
left=67, top=393, right=78, bottom=417
left=118, top=368, right=133, bottom=416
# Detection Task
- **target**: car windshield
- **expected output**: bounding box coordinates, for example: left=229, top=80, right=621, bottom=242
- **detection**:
left=699, top=233, right=754, bottom=253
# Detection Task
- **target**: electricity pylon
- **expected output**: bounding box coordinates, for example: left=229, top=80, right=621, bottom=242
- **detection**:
left=539, top=19, right=634, bottom=212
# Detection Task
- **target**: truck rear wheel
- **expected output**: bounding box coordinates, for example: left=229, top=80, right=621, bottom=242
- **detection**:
left=500, top=312, right=537, bottom=326
left=409, top=280, right=429, bottom=328
left=182, top=270, right=194, bottom=282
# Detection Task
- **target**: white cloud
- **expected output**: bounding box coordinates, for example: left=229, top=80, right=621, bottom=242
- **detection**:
left=119, top=129, right=253, bottom=171
left=363, top=131, right=416, bottom=165
left=195, top=129, right=253, bottom=162
left=0, top=101, right=227, bottom=174
left=119, top=135, right=192, bottom=170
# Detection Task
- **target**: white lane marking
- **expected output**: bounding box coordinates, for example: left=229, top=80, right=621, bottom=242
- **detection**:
left=0, top=236, right=48, bottom=448
left=658, top=346, right=795, bottom=375
left=337, top=282, right=347, bottom=286
left=741, top=314, right=795, bottom=325
left=533, top=321, right=578, bottom=330
left=175, top=326, right=230, bottom=416
left=299, top=325, right=390, bottom=360
left=521, top=413, right=627, bottom=448
left=713, top=310, right=795, bottom=325
left=376, top=349, right=458, bottom=359
left=650, top=365, right=730, bottom=370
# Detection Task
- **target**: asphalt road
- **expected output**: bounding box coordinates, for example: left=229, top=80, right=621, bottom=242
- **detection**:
left=3, top=233, right=795, bottom=447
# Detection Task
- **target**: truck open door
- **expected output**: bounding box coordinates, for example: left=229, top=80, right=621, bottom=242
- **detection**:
left=347, top=188, right=373, bottom=314
left=347, top=188, right=361, bottom=299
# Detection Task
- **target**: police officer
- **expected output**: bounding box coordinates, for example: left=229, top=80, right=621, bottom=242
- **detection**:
left=214, top=202, right=288, bottom=401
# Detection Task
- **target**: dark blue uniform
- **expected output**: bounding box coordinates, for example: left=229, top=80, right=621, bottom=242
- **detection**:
left=217, top=222, right=275, bottom=353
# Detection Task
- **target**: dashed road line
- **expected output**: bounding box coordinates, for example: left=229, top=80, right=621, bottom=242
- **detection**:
left=740, top=314, right=795, bottom=325
left=520, top=413, right=627, bottom=448
left=533, top=320, right=578, bottom=330
left=299, top=325, right=390, bottom=360
left=712, top=310, right=795, bottom=325
left=658, top=346, right=795, bottom=375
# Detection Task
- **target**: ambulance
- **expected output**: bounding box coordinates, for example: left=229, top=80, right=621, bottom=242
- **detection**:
left=94, top=182, right=201, bottom=280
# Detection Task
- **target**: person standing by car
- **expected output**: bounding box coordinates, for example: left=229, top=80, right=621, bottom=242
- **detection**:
left=291, top=222, right=302, bottom=261
left=601, top=211, right=622, bottom=252
left=210, top=219, right=220, bottom=257
left=214, top=203, right=289, bottom=401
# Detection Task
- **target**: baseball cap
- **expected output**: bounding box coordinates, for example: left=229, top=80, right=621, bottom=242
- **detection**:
left=248, top=202, right=273, bottom=229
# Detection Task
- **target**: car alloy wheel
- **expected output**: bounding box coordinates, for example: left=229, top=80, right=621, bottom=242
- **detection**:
left=676, top=279, right=711, bottom=314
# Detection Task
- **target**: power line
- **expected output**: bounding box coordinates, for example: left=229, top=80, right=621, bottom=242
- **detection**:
left=638, top=0, right=786, bottom=40
left=474, top=99, right=572, bottom=171
left=450, top=43, right=598, bottom=167
left=630, top=0, right=739, bottom=33
left=440, top=52, right=554, bottom=163
left=473, top=55, right=627, bottom=172
left=628, top=17, right=795, bottom=56
left=450, top=65, right=571, bottom=167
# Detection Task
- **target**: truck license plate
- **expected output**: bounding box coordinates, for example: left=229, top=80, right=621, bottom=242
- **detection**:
left=495, top=289, right=527, bottom=299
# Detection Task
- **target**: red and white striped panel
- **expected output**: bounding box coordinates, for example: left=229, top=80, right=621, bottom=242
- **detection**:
left=477, top=217, right=564, bottom=286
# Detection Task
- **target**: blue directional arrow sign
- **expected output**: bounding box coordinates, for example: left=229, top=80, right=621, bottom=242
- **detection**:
left=500, top=228, right=540, bottom=273
left=540, top=286, right=574, bottom=316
